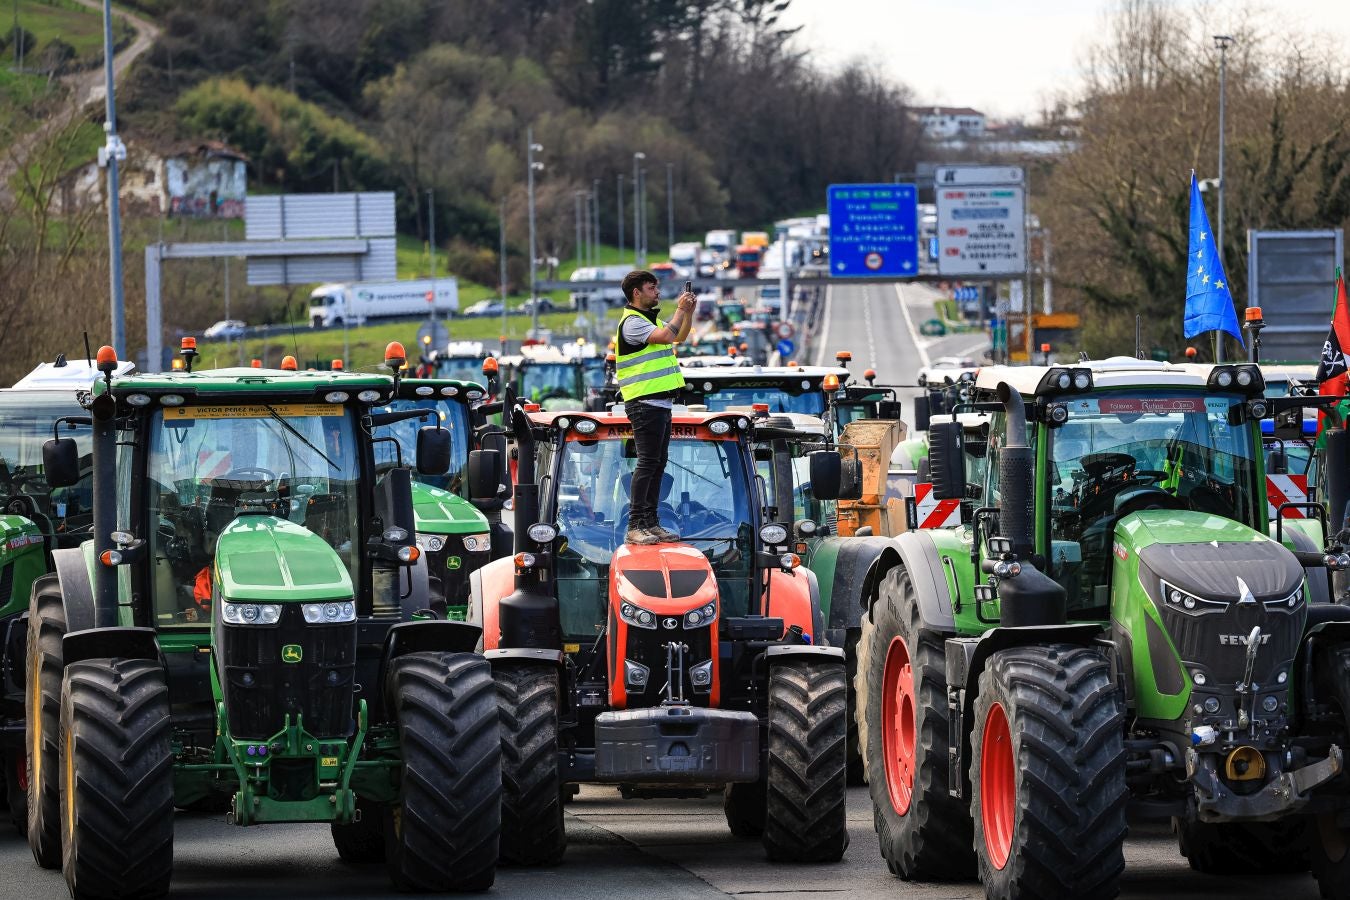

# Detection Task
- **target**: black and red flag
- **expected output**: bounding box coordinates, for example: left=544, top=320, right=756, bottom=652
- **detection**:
left=1316, top=267, right=1349, bottom=436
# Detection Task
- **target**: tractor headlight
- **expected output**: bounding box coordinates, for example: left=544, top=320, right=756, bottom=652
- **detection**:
left=462, top=534, right=491, bottom=553
left=357, top=390, right=383, bottom=403
left=384, top=527, right=409, bottom=543
left=690, top=659, right=714, bottom=692
left=528, top=523, right=559, bottom=543
left=325, top=391, right=349, bottom=403
left=301, top=601, right=356, bottom=624
left=222, top=602, right=282, bottom=626
left=415, top=534, right=445, bottom=553
left=759, top=523, right=789, bottom=546
left=619, top=600, right=658, bottom=630
left=573, top=418, right=598, bottom=435
left=1159, top=578, right=1227, bottom=612
left=441, top=386, right=459, bottom=397
left=684, top=603, right=717, bottom=629
left=465, top=390, right=484, bottom=400
left=1265, top=586, right=1303, bottom=609
left=709, top=420, right=731, bottom=435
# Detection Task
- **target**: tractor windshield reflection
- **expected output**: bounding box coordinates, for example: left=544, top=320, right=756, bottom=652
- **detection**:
left=373, top=398, right=470, bottom=493
left=553, top=436, right=754, bottom=639
left=146, top=406, right=362, bottom=626
left=700, top=388, right=823, bottom=415
left=520, top=364, right=579, bottom=402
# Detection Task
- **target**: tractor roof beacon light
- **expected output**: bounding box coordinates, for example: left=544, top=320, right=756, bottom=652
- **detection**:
left=280, top=355, right=298, bottom=371
left=1244, top=305, right=1265, bottom=364
left=835, top=350, right=852, bottom=368
left=180, top=336, right=199, bottom=373
left=332, top=359, right=344, bottom=371
left=1186, top=346, right=1198, bottom=360
left=864, top=368, right=877, bottom=384
left=822, top=373, right=841, bottom=393
left=251, top=358, right=262, bottom=368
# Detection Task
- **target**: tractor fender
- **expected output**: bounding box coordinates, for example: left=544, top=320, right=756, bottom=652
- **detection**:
left=943, top=623, right=1107, bottom=800
left=52, top=547, right=95, bottom=633
left=864, top=530, right=957, bottom=634
left=767, top=567, right=819, bottom=640
left=484, top=648, right=565, bottom=668
left=377, top=620, right=483, bottom=693
left=470, top=556, right=516, bottom=650
left=764, top=644, right=845, bottom=664
left=62, top=626, right=161, bottom=667
left=826, top=536, right=901, bottom=633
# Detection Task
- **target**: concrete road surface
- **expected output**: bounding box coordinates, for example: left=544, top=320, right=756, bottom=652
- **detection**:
left=0, top=786, right=1322, bottom=899
left=813, top=282, right=989, bottom=416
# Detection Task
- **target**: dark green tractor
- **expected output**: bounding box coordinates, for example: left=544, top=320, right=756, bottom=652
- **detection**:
left=859, top=354, right=1350, bottom=899
left=26, top=343, right=499, bottom=897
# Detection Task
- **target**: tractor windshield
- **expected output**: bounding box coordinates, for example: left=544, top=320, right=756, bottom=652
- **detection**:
left=0, top=392, right=95, bottom=546
left=1045, top=391, right=1260, bottom=615
left=373, top=397, right=471, bottom=493
left=700, top=387, right=824, bottom=416
left=552, top=434, right=754, bottom=640
left=435, top=357, right=486, bottom=384
left=520, top=364, right=579, bottom=403
left=145, top=404, right=362, bottom=626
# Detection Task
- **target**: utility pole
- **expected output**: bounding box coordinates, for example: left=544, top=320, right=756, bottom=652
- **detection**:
left=99, top=0, right=126, bottom=356
left=632, top=152, right=645, bottom=267
left=573, top=190, right=584, bottom=271
left=527, top=128, right=543, bottom=337
left=1213, top=34, right=1235, bottom=363
left=666, top=162, right=674, bottom=252
left=617, top=173, right=625, bottom=263
left=499, top=197, right=508, bottom=339
left=427, top=188, right=437, bottom=347
left=593, top=178, right=601, bottom=266
left=638, top=167, right=648, bottom=267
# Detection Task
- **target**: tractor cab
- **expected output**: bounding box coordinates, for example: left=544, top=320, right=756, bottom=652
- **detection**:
left=508, top=345, right=587, bottom=411
left=472, top=404, right=851, bottom=865
left=373, top=377, right=501, bottom=618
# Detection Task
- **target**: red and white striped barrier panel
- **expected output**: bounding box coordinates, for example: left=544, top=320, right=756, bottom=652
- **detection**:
left=1266, top=474, right=1308, bottom=519
left=912, top=482, right=962, bottom=529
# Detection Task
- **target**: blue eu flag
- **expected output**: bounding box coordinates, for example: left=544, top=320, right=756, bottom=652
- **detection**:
left=1184, top=172, right=1243, bottom=345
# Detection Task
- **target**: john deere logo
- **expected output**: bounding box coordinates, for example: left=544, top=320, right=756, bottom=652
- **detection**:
left=446, top=556, right=462, bottom=570
left=281, top=645, right=303, bottom=663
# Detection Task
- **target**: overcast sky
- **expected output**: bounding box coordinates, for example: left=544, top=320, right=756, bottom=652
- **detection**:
left=780, top=0, right=1350, bottom=119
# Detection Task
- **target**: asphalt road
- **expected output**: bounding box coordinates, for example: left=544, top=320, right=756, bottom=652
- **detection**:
left=812, top=282, right=989, bottom=418
left=0, top=786, right=1324, bottom=899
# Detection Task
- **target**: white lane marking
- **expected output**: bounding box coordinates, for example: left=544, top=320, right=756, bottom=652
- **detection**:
left=894, top=283, right=931, bottom=368
left=813, top=285, right=834, bottom=366
left=953, top=339, right=990, bottom=358
left=861, top=285, right=880, bottom=371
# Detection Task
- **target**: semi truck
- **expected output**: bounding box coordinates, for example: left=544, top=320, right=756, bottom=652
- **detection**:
left=308, top=279, right=459, bottom=328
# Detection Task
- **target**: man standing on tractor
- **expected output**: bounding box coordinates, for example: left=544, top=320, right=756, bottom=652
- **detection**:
left=615, top=269, right=695, bottom=544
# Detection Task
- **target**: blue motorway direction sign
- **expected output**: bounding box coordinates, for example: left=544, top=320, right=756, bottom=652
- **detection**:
left=777, top=338, right=795, bottom=357
left=827, top=183, right=919, bottom=278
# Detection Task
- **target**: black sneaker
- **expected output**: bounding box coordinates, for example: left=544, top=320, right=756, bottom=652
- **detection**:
left=648, top=525, right=681, bottom=543
left=625, top=526, right=660, bottom=545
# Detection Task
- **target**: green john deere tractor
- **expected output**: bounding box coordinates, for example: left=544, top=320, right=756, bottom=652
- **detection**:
left=26, top=344, right=500, bottom=897
left=859, top=354, right=1350, bottom=899
left=374, top=376, right=510, bottom=619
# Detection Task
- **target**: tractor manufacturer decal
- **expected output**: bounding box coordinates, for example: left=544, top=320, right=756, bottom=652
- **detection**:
left=1266, top=474, right=1308, bottom=519
left=320, top=756, right=339, bottom=767
left=164, top=403, right=343, bottom=420
left=445, top=556, right=462, bottom=570
left=281, top=644, right=303, bottom=663
left=662, top=617, right=679, bottom=630
left=5, top=533, right=41, bottom=552
left=1113, top=541, right=1128, bottom=561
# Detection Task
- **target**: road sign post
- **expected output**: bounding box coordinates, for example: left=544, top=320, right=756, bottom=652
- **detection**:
left=827, top=184, right=919, bottom=278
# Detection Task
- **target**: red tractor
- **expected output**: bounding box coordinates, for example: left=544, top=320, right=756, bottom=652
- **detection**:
left=467, top=404, right=852, bottom=865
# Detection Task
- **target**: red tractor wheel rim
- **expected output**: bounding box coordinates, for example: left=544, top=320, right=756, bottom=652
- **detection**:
left=981, top=701, right=1015, bottom=869
left=881, top=636, right=917, bottom=815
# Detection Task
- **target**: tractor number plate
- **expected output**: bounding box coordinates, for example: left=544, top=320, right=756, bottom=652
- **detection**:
left=164, top=403, right=343, bottom=420
left=281, top=644, right=303, bottom=663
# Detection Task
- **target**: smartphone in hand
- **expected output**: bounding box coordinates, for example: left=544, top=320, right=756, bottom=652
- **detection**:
left=684, top=280, right=693, bottom=294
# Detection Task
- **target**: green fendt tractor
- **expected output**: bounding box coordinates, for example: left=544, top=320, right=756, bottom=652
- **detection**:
left=27, top=343, right=499, bottom=897
left=859, top=353, right=1350, bottom=899
left=374, top=375, right=504, bottom=619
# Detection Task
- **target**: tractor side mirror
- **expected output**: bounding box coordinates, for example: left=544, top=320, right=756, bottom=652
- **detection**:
left=838, top=457, right=864, bottom=501
left=808, top=450, right=843, bottom=500
left=912, top=395, right=931, bottom=432
left=416, top=427, right=452, bottom=476
left=927, top=421, right=965, bottom=501
left=467, top=449, right=502, bottom=502
left=43, top=438, right=80, bottom=488
left=877, top=400, right=903, bottom=421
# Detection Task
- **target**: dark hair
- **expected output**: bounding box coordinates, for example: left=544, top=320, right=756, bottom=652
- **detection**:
left=621, top=270, right=657, bottom=303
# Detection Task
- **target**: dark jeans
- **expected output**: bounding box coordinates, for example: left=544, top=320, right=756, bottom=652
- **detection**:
left=627, top=399, right=672, bottom=529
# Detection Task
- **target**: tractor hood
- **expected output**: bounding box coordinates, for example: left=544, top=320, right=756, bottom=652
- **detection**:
left=1119, top=510, right=1303, bottom=603
left=411, top=482, right=488, bottom=534
left=215, top=517, right=353, bottom=602
left=611, top=543, right=718, bottom=615
left=0, top=514, right=43, bottom=560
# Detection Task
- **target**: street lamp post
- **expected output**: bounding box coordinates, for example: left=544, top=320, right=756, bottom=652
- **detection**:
left=617, top=173, right=625, bottom=262
left=527, top=129, right=544, bottom=337
left=426, top=188, right=437, bottom=347
left=573, top=190, right=584, bottom=272
left=99, top=0, right=126, bottom=356
left=632, top=152, right=645, bottom=266
left=666, top=162, right=674, bottom=252
left=1213, top=33, right=1235, bottom=364
left=592, top=179, right=601, bottom=267
left=499, top=197, right=508, bottom=339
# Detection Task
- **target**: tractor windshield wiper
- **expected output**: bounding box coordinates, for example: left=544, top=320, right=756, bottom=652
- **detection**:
left=264, top=405, right=338, bottom=471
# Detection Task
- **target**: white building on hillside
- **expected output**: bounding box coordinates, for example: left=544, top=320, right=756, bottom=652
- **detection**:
left=917, top=107, right=986, bottom=139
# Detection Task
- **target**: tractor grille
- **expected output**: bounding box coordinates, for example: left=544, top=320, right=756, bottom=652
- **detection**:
left=623, top=620, right=714, bottom=706
left=217, top=604, right=356, bottom=739
left=424, top=540, right=489, bottom=613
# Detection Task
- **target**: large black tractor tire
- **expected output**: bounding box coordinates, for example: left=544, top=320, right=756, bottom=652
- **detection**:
left=970, top=644, right=1127, bottom=900
left=5, top=750, right=28, bottom=835
left=862, top=565, right=973, bottom=879
left=843, top=627, right=865, bottom=785
left=60, top=658, right=175, bottom=900
left=494, top=662, right=567, bottom=865
left=1310, top=812, right=1350, bottom=900
left=762, top=658, right=849, bottom=863
left=26, top=577, right=66, bottom=868
left=1176, top=818, right=1309, bottom=874
left=723, top=779, right=766, bottom=837
left=331, top=798, right=387, bottom=864
left=385, top=651, right=500, bottom=892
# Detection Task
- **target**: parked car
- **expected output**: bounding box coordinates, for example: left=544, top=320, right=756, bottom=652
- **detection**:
left=520, top=297, right=556, bottom=315
left=203, top=319, right=247, bottom=339
left=462, top=300, right=504, bottom=317
left=916, top=355, right=978, bottom=386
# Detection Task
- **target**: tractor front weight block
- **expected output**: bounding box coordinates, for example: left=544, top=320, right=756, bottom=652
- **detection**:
left=593, top=706, right=759, bottom=783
